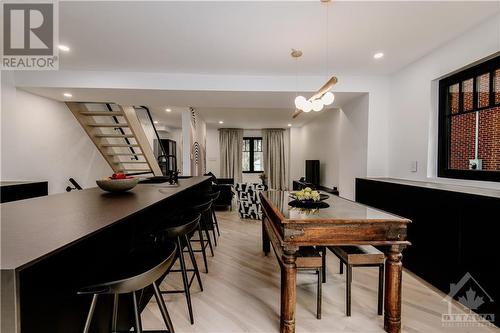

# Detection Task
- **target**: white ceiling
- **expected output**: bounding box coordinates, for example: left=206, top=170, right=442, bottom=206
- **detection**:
left=18, top=1, right=499, bottom=129
left=57, top=1, right=499, bottom=75
left=21, top=87, right=363, bottom=128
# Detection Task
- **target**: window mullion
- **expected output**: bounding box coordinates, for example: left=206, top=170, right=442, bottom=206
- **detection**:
left=472, top=75, right=478, bottom=109
left=249, top=139, right=254, bottom=172
left=458, top=81, right=463, bottom=113
left=489, top=70, right=495, bottom=107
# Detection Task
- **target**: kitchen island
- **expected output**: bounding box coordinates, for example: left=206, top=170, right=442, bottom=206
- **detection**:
left=1, top=176, right=211, bottom=333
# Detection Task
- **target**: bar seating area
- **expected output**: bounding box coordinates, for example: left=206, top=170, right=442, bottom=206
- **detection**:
left=1, top=3, right=499, bottom=333
left=76, top=182, right=225, bottom=332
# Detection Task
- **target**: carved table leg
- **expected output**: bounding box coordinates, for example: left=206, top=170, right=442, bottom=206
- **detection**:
left=384, top=245, right=403, bottom=333
left=280, top=250, right=297, bottom=333
left=262, top=217, right=270, bottom=255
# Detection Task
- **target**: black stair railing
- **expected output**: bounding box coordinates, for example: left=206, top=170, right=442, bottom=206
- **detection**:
left=136, top=106, right=178, bottom=181
left=105, top=103, right=139, bottom=161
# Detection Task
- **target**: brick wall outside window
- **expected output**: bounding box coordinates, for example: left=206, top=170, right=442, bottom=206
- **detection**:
left=448, top=71, right=500, bottom=171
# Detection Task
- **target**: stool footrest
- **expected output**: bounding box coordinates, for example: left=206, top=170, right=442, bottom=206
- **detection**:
left=161, top=272, right=197, bottom=293
left=114, top=331, right=171, bottom=333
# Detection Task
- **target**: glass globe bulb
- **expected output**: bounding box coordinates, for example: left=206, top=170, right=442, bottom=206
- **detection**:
left=294, top=96, right=307, bottom=110
left=302, top=100, right=313, bottom=112
left=312, top=99, right=324, bottom=112
left=321, top=91, right=335, bottom=106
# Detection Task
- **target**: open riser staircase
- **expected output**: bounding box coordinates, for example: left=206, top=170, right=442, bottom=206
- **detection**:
left=66, top=102, right=162, bottom=177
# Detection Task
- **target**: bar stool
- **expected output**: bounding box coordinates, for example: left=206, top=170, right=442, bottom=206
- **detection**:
left=327, top=245, right=385, bottom=316
left=78, top=241, right=177, bottom=333
left=188, top=199, right=214, bottom=273
left=156, top=213, right=203, bottom=325
left=204, top=190, right=221, bottom=245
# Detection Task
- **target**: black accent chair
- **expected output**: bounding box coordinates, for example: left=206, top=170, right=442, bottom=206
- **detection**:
left=213, top=179, right=234, bottom=210
left=78, top=241, right=177, bottom=333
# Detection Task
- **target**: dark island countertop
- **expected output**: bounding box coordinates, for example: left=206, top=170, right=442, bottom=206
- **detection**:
left=0, top=176, right=210, bottom=271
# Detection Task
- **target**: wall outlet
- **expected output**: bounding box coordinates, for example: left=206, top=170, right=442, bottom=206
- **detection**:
left=410, top=161, right=418, bottom=172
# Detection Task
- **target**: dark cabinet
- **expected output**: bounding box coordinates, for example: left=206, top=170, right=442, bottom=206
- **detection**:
left=355, top=178, right=499, bottom=327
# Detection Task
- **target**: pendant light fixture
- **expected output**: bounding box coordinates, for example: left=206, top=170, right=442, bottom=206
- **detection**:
left=291, top=0, right=337, bottom=119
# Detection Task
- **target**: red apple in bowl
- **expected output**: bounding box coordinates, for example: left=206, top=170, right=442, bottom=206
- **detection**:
left=96, top=174, right=139, bottom=192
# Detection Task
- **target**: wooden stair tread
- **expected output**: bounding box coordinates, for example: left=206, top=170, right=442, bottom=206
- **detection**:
left=106, top=153, right=144, bottom=156
left=86, top=123, right=129, bottom=127
left=67, top=102, right=162, bottom=177
left=328, top=245, right=384, bottom=265
left=101, top=144, right=140, bottom=147
left=95, top=134, right=135, bottom=138
left=80, top=111, right=124, bottom=116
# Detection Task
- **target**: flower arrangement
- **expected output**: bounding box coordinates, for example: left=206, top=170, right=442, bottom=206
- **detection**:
left=292, top=187, right=320, bottom=202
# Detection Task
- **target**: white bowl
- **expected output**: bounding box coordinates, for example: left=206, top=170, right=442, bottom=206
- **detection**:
left=96, top=178, right=139, bottom=192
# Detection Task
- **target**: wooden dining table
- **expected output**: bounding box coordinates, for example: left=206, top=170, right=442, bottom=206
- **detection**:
left=260, top=191, right=411, bottom=333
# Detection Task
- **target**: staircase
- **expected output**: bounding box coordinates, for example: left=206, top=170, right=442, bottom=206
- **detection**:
left=66, top=102, right=162, bottom=176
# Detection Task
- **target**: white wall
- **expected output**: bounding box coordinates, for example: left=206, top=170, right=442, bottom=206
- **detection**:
left=388, top=14, right=500, bottom=189
left=206, top=127, right=220, bottom=176
left=338, top=94, right=369, bottom=199
left=289, top=94, right=369, bottom=200
left=1, top=72, right=111, bottom=194
left=13, top=71, right=391, bottom=180
left=293, top=109, right=341, bottom=190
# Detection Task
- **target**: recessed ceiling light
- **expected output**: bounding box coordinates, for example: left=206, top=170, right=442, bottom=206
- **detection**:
left=165, top=108, right=172, bottom=112
left=154, top=121, right=159, bottom=124
left=63, top=92, right=72, bottom=98
left=373, top=52, right=384, bottom=59
left=58, top=45, right=70, bottom=52
left=219, top=121, right=224, bottom=124
left=287, top=123, right=292, bottom=127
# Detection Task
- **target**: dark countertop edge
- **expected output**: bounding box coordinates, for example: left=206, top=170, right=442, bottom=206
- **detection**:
left=0, top=181, right=48, bottom=187
left=4, top=176, right=211, bottom=272
left=359, top=178, right=500, bottom=199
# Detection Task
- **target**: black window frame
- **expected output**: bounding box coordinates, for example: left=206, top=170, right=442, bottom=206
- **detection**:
left=438, top=55, right=500, bottom=182
left=242, top=137, right=264, bottom=173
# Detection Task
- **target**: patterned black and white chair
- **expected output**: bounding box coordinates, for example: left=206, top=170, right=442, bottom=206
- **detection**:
left=235, top=183, right=266, bottom=219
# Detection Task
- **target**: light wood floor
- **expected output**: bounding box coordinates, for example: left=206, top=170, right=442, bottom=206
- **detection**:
left=142, top=210, right=499, bottom=333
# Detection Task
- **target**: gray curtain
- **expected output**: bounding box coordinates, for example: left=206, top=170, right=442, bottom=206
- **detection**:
left=219, top=128, right=243, bottom=182
left=263, top=129, right=287, bottom=190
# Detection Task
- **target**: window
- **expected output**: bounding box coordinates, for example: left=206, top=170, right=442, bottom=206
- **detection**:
left=438, top=55, right=500, bottom=182
left=242, top=137, right=263, bottom=173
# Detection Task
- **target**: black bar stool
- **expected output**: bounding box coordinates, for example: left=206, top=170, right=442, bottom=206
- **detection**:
left=156, top=213, right=203, bottom=325
left=188, top=199, right=215, bottom=273
left=204, top=190, right=221, bottom=245
left=78, top=241, right=177, bottom=333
